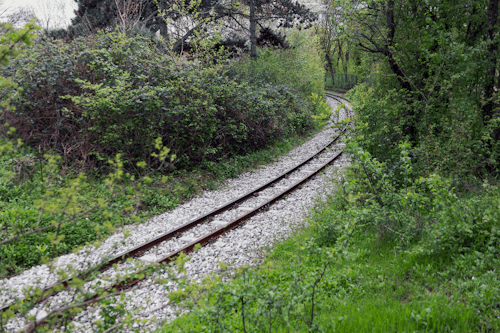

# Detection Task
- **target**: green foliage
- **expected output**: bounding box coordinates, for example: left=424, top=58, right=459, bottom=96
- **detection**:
left=309, top=3, right=500, bottom=327
left=3, top=31, right=319, bottom=172
left=310, top=92, right=332, bottom=126
left=161, top=165, right=500, bottom=332
left=415, top=182, right=500, bottom=261
left=0, top=123, right=320, bottom=329
left=0, top=123, right=316, bottom=276
left=160, top=2, right=500, bottom=330
left=314, top=137, right=500, bottom=258
left=324, top=74, right=360, bottom=91
left=97, top=295, right=128, bottom=331
left=337, top=0, right=500, bottom=177
left=158, top=88, right=500, bottom=332
left=231, top=31, right=325, bottom=102
left=0, top=20, right=39, bottom=67
left=0, top=20, right=39, bottom=112
left=348, top=78, right=493, bottom=178
left=0, top=143, right=154, bottom=276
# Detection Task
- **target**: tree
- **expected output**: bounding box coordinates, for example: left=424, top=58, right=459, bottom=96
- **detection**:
left=71, top=0, right=317, bottom=57
left=485, top=0, right=499, bottom=134
left=315, top=0, right=357, bottom=87
left=113, top=0, right=148, bottom=34
left=315, top=0, right=338, bottom=87
left=0, top=1, right=33, bottom=28
left=71, top=0, right=217, bottom=43
left=26, top=0, right=71, bottom=32
left=72, top=0, right=117, bottom=34
left=232, top=0, right=317, bottom=59
left=0, top=0, right=10, bottom=21
left=333, top=0, right=500, bottom=174
left=2, top=6, right=34, bottom=27
left=0, top=19, right=39, bottom=110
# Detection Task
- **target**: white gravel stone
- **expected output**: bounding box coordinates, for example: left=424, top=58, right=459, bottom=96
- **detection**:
left=179, top=236, right=197, bottom=242
left=139, top=255, right=158, bottom=263
left=28, top=309, right=47, bottom=322
left=210, top=220, right=227, bottom=226
left=237, top=206, right=254, bottom=211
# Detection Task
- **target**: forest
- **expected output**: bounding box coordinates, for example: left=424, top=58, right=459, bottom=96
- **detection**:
left=1, top=0, right=500, bottom=331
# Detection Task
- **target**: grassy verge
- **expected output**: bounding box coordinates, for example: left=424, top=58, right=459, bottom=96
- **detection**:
left=0, top=128, right=321, bottom=277
left=160, top=171, right=500, bottom=333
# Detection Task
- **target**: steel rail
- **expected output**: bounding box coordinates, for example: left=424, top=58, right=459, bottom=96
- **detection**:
left=0, top=121, right=343, bottom=314
left=21, top=149, right=345, bottom=333
left=325, top=92, right=350, bottom=104
left=4, top=93, right=350, bottom=314
left=13, top=93, right=351, bottom=332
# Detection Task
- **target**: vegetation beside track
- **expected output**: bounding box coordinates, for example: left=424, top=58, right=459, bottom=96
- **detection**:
left=0, top=130, right=322, bottom=277
left=162, top=164, right=500, bottom=332
left=161, top=1, right=500, bottom=327
left=0, top=24, right=326, bottom=278
left=4, top=0, right=500, bottom=330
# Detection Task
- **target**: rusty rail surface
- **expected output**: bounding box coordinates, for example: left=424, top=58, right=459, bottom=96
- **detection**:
left=8, top=93, right=351, bottom=332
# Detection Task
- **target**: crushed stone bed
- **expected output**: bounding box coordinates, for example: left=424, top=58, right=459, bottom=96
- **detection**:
left=1, top=96, right=350, bottom=332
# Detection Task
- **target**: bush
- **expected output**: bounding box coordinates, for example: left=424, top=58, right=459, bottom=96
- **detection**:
left=2, top=31, right=320, bottom=172
left=346, top=46, right=499, bottom=180
left=311, top=138, right=500, bottom=269
left=229, top=31, right=325, bottom=101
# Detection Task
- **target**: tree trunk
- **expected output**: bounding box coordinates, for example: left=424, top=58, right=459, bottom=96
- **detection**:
left=325, top=52, right=335, bottom=88
left=385, top=0, right=416, bottom=142
left=484, top=0, right=499, bottom=125
left=172, top=26, right=199, bottom=53
left=159, top=21, right=169, bottom=44
left=249, top=0, right=257, bottom=60
left=384, top=0, right=411, bottom=92
left=344, top=47, right=349, bottom=83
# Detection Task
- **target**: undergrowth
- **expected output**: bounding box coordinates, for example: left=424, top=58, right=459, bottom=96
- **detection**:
left=0, top=130, right=318, bottom=277
left=2, top=31, right=322, bottom=171
left=160, top=146, right=500, bottom=333
left=0, top=26, right=326, bottom=278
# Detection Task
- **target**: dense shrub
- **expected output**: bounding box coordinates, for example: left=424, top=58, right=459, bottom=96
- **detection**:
left=2, top=31, right=320, bottom=171
left=230, top=31, right=325, bottom=101
left=312, top=140, right=500, bottom=269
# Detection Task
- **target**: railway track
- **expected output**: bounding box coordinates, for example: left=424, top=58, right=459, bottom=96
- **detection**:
left=1, top=93, right=351, bottom=332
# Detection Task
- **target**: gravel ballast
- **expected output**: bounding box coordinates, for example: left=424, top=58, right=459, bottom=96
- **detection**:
left=1, top=96, right=351, bottom=332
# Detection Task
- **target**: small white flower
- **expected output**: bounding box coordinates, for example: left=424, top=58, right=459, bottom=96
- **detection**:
left=472, top=277, right=475, bottom=280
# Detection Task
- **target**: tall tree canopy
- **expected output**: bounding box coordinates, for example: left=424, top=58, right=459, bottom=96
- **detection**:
left=324, top=0, right=500, bottom=175
left=71, top=0, right=317, bottom=57
left=242, top=0, right=317, bottom=59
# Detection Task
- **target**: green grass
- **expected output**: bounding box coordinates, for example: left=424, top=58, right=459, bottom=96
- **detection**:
left=0, top=128, right=321, bottom=277
left=159, top=181, right=500, bottom=333
left=318, top=297, right=476, bottom=332
left=161, top=230, right=496, bottom=333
